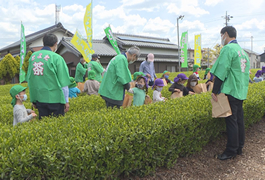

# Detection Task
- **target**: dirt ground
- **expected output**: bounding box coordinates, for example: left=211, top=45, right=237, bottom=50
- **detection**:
left=129, top=118, right=265, bottom=180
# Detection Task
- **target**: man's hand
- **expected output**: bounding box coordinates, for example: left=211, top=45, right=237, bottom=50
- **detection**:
left=211, top=93, right=218, bottom=102
left=31, top=110, right=35, bottom=114
left=146, top=74, right=151, bottom=78
left=64, top=103, right=70, bottom=113
left=174, top=89, right=180, bottom=92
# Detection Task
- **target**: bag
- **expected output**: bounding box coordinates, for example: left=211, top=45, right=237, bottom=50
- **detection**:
left=144, top=95, right=152, bottom=104
left=211, top=93, right=232, bottom=118
left=122, top=94, right=133, bottom=108
left=77, top=82, right=85, bottom=92
left=170, top=91, right=183, bottom=99
left=162, top=78, right=167, bottom=86
left=130, top=81, right=136, bottom=88
left=207, top=82, right=214, bottom=92
left=192, top=83, right=207, bottom=94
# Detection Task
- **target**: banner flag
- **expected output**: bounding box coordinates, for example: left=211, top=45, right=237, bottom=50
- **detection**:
left=19, top=22, right=26, bottom=83
left=194, top=34, right=202, bottom=66
left=180, top=31, right=188, bottom=68
left=84, top=2, right=93, bottom=49
left=104, top=26, right=121, bottom=54
left=71, top=30, right=94, bottom=62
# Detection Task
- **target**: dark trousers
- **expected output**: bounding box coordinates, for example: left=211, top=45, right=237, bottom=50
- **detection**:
left=224, top=95, right=245, bottom=156
left=36, top=102, right=65, bottom=119
left=104, top=100, right=121, bottom=109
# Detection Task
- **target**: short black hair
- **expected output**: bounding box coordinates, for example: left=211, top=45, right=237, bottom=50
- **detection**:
left=43, top=33, right=58, bottom=47
left=220, top=26, right=237, bottom=38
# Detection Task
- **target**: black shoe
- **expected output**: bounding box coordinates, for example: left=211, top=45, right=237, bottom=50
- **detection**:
left=217, top=153, right=236, bottom=160
left=237, top=148, right=242, bottom=155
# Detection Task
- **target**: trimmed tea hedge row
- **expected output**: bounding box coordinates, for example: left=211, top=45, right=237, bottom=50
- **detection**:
left=0, top=80, right=265, bottom=179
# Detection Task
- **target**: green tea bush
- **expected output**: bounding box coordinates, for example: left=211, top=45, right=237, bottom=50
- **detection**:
left=0, top=71, right=264, bottom=179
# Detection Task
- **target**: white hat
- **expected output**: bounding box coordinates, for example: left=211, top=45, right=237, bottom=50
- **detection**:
left=147, top=53, right=154, bottom=62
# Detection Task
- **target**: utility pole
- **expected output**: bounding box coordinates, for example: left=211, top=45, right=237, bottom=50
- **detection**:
left=177, top=15, right=184, bottom=72
left=207, top=48, right=210, bottom=67
left=55, top=4, right=61, bottom=25
left=222, top=11, right=233, bottom=26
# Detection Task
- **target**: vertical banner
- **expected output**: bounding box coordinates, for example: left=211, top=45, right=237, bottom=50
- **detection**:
left=71, top=30, right=94, bottom=62
left=194, top=34, right=202, bottom=66
left=20, top=22, right=26, bottom=83
left=180, top=31, right=188, bottom=68
left=104, top=26, right=121, bottom=54
left=84, top=2, right=93, bottom=50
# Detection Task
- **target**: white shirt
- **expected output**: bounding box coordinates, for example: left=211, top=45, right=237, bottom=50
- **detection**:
left=153, top=90, right=165, bottom=103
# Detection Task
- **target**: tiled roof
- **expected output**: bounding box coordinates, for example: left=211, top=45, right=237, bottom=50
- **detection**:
left=0, top=23, right=73, bottom=52
left=243, top=48, right=260, bottom=55
left=104, top=33, right=179, bottom=49
left=61, top=37, right=117, bottom=56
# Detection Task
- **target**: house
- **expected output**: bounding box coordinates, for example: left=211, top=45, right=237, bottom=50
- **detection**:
left=259, top=49, right=265, bottom=68
left=0, top=22, right=73, bottom=58
left=243, top=48, right=261, bottom=69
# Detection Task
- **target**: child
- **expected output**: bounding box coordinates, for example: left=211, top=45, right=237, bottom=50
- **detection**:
left=128, top=76, right=148, bottom=106
left=161, top=70, right=173, bottom=86
left=83, top=70, right=100, bottom=95
left=203, top=68, right=210, bottom=80
left=131, top=72, right=145, bottom=88
left=193, top=64, right=200, bottom=80
left=169, top=73, right=194, bottom=96
left=69, top=77, right=81, bottom=98
left=153, top=79, right=166, bottom=103
left=253, top=70, right=263, bottom=82
left=186, top=74, right=198, bottom=92
left=10, top=85, right=37, bottom=126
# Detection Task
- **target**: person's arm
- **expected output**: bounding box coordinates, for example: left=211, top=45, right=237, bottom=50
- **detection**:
left=62, top=86, right=70, bottom=112
left=169, top=83, right=177, bottom=92
left=14, top=109, right=33, bottom=124
left=76, top=87, right=81, bottom=94
left=83, top=81, right=88, bottom=92
left=94, top=62, right=104, bottom=73
left=211, top=76, right=223, bottom=101
left=153, top=91, right=164, bottom=102
left=139, top=63, right=144, bottom=73
left=124, top=83, right=130, bottom=91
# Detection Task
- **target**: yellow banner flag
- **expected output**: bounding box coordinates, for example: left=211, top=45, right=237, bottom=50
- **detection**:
left=84, top=3, right=93, bottom=49
left=194, top=34, right=202, bottom=66
left=71, top=30, right=94, bottom=62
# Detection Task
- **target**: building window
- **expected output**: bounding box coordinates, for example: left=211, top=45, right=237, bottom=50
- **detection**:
left=166, top=66, right=176, bottom=72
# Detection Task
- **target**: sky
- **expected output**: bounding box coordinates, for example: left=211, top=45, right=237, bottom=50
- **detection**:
left=1, top=0, right=265, bottom=54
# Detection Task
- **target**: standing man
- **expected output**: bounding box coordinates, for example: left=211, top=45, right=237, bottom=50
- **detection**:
left=27, top=33, right=71, bottom=119
left=99, top=46, right=140, bottom=108
left=139, top=53, right=156, bottom=86
left=75, top=56, right=87, bottom=83
left=211, top=26, right=250, bottom=160
left=87, top=54, right=104, bottom=83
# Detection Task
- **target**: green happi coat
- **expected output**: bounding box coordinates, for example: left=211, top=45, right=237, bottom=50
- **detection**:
left=75, top=62, right=87, bottom=83
left=87, top=60, right=104, bottom=83
left=26, top=49, right=70, bottom=104
left=211, top=42, right=250, bottom=100
left=99, top=54, right=132, bottom=101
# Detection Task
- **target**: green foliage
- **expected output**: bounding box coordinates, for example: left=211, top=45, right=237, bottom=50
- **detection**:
left=0, top=70, right=264, bottom=179
left=0, top=53, right=19, bottom=83
left=22, top=51, right=32, bottom=75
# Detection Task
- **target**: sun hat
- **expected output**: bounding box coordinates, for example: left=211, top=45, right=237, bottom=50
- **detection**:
left=10, top=85, right=27, bottom=107
left=88, top=70, right=96, bottom=80
left=68, top=77, right=77, bottom=88
left=255, top=70, right=262, bottom=78
left=133, top=72, right=145, bottom=81
left=147, top=53, right=154, bottom=62
left=174, top=73, right=188, bottom=83
left=193, top=64, right=200, bottom=72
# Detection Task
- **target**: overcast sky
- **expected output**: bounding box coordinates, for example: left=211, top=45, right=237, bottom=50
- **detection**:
left=1, top=0, right=265, bottom=54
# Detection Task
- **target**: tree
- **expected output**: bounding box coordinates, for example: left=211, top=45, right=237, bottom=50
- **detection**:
left=202, top=47, right=215, bottom=64
left=14, top=55, right=20, bottom=72
left=22, top=51, right=32, bottom=75
left=213, top=43, right=223, bottom=58
left=0, top=53, right=19, bottom=83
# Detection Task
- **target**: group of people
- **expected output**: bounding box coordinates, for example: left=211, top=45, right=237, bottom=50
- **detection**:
left=252, top=66, right=265, bottom=83
left=10, top=26, right=251, bottom=162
